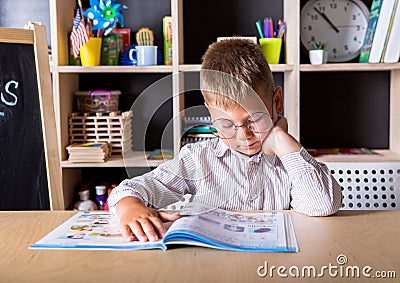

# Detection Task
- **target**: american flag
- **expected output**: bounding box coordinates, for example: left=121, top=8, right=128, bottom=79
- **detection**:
left=70, top=9, right=89, bottom=59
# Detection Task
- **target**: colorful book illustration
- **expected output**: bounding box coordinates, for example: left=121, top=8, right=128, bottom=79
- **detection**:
left=382, top=1, right=400, bottom=62
left=30, top=205, right=298, bottom=252
left=359, top=0, right=384, bottom=63
left=368, top=0, right=397, bottom=63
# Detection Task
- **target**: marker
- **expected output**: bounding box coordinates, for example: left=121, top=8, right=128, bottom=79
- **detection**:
left=256, top=20, right=264, bottom=38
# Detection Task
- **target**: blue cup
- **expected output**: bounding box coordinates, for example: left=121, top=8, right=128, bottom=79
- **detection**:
left=129, top=46, right=158, bottom=66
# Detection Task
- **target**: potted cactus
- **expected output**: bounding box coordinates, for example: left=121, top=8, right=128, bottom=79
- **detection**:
left=309, top=42, right=328, bottom=65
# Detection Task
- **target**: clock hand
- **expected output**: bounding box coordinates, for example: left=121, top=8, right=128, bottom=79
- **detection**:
left=313, top=7, right=340, bottom=33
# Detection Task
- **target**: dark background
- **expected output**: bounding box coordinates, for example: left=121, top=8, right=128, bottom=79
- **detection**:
left=0, top=43, right=50, bottom=210
left=0, top=0, right=389, bottom=151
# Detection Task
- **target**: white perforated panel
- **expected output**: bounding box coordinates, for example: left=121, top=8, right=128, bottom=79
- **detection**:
left=326, top=162, right=400, bottom=210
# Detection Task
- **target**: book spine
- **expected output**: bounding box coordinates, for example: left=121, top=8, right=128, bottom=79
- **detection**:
left=380, top=0, right=399, bottom=62
left=368, top=0, right=397, bottom=63
left=383, top=0, right=400, bottom=62
left=163, top=16, right=172, bottom=65
left=359, top=0, right=384, bottom=63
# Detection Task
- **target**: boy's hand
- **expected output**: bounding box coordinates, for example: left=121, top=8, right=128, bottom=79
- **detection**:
left=262, top=116, right=287, bottom=155
left=262, top=116, right=300, bottom=157
left=116, top=196, right=181, bottom=242
left=273, top=115, right=288, bottom=133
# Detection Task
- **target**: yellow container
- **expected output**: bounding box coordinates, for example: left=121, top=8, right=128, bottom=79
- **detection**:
left=80, top=37, right=102, bottom=66
left=259, top=38, right=282, bottom=64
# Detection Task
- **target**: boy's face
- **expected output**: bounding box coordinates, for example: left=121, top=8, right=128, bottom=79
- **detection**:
left=207, top=88, right=281, bottom=156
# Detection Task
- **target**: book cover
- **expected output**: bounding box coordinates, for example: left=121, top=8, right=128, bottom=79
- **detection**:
left=67, top=143, right=108, bottom=150
left=383, top=1, right=400, bottom=62
left=359, top=0, right=384, bottom=63
left=147, top=149, right=174, bottom=160
left=368, top=0, right=397, bottom=63
left=112, top=28, right=131, bottom=53
left=30, top=205, right=298, bottom=252
left=163, top=16, right=173, bottom=65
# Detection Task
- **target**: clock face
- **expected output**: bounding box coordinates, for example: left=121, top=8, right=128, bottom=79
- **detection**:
left=301, top=0, right=370, bottom=62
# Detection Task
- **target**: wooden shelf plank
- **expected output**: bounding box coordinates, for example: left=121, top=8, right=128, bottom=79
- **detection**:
left=315, top=149, right=400, bottom=163
left=300, top=63, right=400, bottom=72
left=178, top=64, right=295, bottom=72
left=61, top=152, right=167, bottom=168
left=57, top=65, right=173, bottom=73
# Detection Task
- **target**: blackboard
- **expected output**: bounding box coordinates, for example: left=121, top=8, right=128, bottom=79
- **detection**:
left=0, top=25, right=63, bottom=210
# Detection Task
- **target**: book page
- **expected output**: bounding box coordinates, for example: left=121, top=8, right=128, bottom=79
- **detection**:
left=164, top=204, right=298, bottom=252
left=30, top=212, right=165, bottom=250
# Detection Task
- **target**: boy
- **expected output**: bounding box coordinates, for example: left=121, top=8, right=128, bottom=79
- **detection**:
left=108, top=39, right=342, bottom=242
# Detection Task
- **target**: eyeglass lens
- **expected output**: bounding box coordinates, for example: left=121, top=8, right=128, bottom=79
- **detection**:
left=210, top=112, right=272, bottom=139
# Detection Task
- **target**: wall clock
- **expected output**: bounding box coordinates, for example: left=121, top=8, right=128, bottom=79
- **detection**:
left=300, top=0, right=370, bottom=62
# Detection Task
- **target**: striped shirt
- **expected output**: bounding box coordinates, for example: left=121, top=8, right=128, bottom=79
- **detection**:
left=108, top=138, right=342, bottom=216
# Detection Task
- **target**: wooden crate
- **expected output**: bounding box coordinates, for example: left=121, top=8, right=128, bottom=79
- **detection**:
left=68, top=111, right=132, bottom=155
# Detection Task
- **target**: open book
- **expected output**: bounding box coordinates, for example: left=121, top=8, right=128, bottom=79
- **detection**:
left=30, top=206, right=299, bottom=252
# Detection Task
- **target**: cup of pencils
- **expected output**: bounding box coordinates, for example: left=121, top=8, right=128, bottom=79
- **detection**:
left=256, top=18, right=285, bottom=64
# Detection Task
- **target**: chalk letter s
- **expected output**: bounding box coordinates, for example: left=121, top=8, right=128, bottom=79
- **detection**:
left=1, top=80, right=19, bottom=106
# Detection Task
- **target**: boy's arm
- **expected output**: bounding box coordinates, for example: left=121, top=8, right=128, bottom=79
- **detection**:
left=263, top=117, right=342, bottom=216
left=108, top=146, right=198, bottom=241
left=108, top=146, right=197, bottom=212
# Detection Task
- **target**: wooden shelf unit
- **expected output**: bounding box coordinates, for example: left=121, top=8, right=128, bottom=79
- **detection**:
left=49, top=0, right=400, bottom=209
left=57, top=65, right=173, bottom=73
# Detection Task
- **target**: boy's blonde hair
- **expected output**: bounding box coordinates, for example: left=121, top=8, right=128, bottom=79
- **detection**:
left=200, top=38, right=275, bottom=108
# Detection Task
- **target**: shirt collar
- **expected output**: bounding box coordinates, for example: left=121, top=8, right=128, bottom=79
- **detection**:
left=214, top=138, right=230, bottom=157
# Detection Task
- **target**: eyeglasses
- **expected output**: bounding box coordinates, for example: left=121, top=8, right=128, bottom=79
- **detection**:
left=208, top=112, right=273, bottom=139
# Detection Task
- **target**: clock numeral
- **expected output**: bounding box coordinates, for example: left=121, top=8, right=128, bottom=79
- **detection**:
left=316, top=5, right=326, bottom=13
left=311, top=14, right=319, bottom=21
left=303, top=25, right=313, bottom=31
left=311, top=36, right=316, bottom=42
left=352, top=14, right=357, bottom=20
left=333, top=48, right=337, bottom=54
left=353, top=36, right=358, bottom=42
left=344, top=45, right=349, bottom=51
left=330, top=3, right=337, bottom=9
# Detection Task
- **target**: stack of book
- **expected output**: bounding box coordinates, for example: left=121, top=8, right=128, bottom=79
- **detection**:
left=67, top=143, right=111, bottom=163
left=360, top=0, right=400, bottom=63
left=181, top=116, right=216, bottom=147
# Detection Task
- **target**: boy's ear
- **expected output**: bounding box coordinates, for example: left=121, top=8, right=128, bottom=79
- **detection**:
left=273, top=86, right=284, bottom=114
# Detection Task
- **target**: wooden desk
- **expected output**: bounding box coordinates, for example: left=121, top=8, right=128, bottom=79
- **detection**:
left=0, top=210, right=398, bottom=283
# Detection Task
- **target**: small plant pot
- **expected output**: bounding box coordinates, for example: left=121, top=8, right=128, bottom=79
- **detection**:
left=309, top=49, right=326, bottom=65
left=322, top=51, right=328, bottom=63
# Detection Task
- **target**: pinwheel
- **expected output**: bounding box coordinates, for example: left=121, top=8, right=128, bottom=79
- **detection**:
left=84, top=0, right=128, bottom=36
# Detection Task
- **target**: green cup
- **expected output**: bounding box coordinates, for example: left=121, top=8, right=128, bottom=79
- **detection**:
left=259, top=38, right=282, bottom=64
